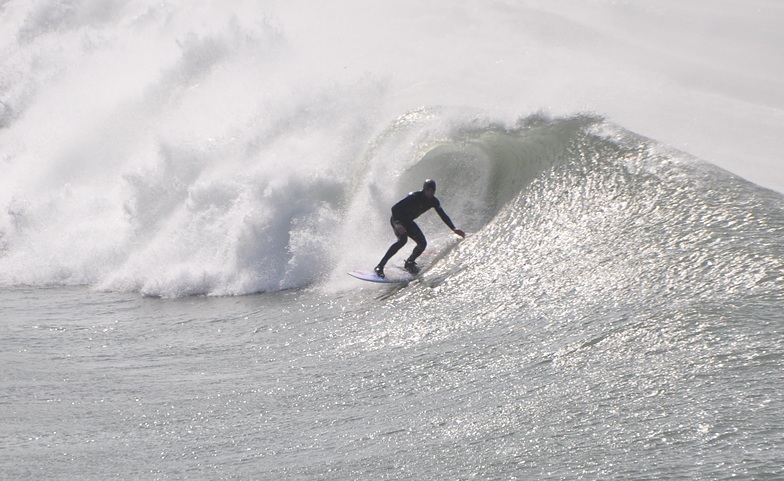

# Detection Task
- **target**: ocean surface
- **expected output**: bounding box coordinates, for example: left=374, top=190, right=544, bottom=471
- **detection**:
left=2, top=1, right=783, bottom=480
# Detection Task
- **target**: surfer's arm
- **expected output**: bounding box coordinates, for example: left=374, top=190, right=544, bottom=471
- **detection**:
left=435, top=206, right=464, bottom=237
left=435, top=206, right=455, bottom=229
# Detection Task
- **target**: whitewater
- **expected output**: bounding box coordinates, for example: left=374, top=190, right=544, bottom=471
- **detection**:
left=2, top=1, right=783, bottom=479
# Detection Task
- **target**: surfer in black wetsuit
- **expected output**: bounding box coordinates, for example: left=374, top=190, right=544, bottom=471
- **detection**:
left=375, top=179, right=465, bottom=278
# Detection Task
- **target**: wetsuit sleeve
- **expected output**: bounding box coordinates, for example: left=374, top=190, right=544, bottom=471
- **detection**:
left=435, top=206, right=456, bottom=230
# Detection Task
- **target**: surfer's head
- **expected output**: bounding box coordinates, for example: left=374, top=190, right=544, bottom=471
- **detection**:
left=423, top=179, right=436, bottom=197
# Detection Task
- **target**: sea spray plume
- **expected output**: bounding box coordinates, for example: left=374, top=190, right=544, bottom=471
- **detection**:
left=93, top=73, right=383, bottom=296
left=0, top=1, right=385, bottom=295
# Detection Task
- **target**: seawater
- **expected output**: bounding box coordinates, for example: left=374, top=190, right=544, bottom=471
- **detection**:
left=3, top=117, right=784, bottom=479
left=2, top=1, right=784, bottom=479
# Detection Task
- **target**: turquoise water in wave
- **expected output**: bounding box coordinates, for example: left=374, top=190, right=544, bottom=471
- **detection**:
left=2, top=1, right=784, bottom=479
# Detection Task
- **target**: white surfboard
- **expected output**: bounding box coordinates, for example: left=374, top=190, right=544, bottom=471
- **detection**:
left=347, top=268, right=414, bottom=284
left=348, top=235, right=466, bottom=284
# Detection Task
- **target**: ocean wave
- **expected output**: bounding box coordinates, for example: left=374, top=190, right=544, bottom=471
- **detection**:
left=2, top=1, right=782, bottom=297
left=2, top=105, right=782, bottom=299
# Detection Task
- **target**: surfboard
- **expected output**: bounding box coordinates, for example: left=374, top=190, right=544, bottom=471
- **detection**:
left=347, top=268, right=414, bottom=284
left=348, top=235, right=466, bottom=285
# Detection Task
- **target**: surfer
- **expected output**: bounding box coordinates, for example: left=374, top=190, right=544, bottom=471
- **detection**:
left=374, top=179, right=465, bottom=278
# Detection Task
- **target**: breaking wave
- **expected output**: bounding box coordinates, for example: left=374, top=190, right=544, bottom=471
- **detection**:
left=1, top=1, right=782, bottom=299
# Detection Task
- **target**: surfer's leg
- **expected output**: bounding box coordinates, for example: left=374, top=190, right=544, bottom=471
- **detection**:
left=378, top=238, right=406, bottom=267
left=406, top=222, right=427, bottom=262
left=377, top=218, right=408, bottom=268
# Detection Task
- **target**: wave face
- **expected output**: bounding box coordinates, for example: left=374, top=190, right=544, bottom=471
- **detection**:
left=431, top=117, right=784, bottom=316
left=365, top=112, right=784, bottom=347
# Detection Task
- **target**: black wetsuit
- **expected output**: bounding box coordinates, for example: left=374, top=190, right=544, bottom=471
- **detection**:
left=377, top=190, right=456, bottom=268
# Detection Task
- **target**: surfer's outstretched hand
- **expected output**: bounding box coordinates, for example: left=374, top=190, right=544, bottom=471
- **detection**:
left=453, top=229, right=466, bottom=238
